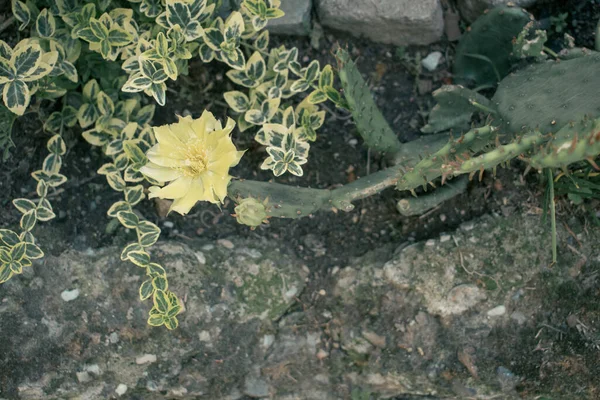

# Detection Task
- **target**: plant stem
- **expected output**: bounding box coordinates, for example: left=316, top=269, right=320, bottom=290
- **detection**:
left=543, top=46, right=559, bottom=59
left=547, top=168, right=557, bottom=265
left=0, top=16, right=15, bottom=34
left=229, top=164, right=405, bottom=219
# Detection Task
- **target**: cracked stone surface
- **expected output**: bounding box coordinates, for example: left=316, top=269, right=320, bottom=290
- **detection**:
left=2, top=212, right=600, bottom=399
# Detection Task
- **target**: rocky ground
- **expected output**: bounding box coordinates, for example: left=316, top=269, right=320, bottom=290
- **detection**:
left=1, top=212, right=599, bottom=399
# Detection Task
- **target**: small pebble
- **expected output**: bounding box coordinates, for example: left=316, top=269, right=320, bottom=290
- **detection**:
left=316, top=349, right=329, bottom=360
left=115, top=384, right=128, bottom=396
left=195, top=251, right=206, bottom=264
left=199, top=331, right=211, bottom=342
left=76, top=371, right=91, bottom=383
left=440, top=234, right=451, bottom=243
left=425, top=239, right=436, bottom=246
left=163, top=221, right=174, bottom=229
left=61, top=289, right=80, bottom=302
left=348, top=138, right=358, bottom=146
left=487, top=305, right=506, bottom=317
left=136, top=354, right=157, bottom=365
left=461, top=221, right=475, bottom=231
left=421, top=51, right=443, bottom=71
left=217, top=239, right=234, bottom=249
left=109, top=332, right=119, bottom=344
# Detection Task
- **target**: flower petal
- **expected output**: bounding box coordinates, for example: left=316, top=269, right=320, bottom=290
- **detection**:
left=148, top=176, right=193, bottom=199
left=147, top=144, right=187, bottom=167
left=139, top=162, right=181, bottom=183
left=169, top=191, right=199, bottom=215
left=153, top=125, right=184, bottom=146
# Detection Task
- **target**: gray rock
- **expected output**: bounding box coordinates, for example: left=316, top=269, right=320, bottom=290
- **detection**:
left=0, top=238, right=306, bottom=399
left=2, top=212, right=599, bottom=398
left=243, top=376, right=271, bottom=397
left=457, top=0, right=538, bottom=22
left=315, top=0, right=444, bottom=46
left=267, top=0, right=312, bottom=36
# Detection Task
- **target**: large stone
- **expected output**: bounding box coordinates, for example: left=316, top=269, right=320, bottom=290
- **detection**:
left=0, top=238, right=307, bottom=399
left=315, top=0, right=444, bottom=45
left=267, top=0, right=312, bottom=36
left=2, top=212, right=600, bottom=398
left=457, top=0, right=538, bottom=22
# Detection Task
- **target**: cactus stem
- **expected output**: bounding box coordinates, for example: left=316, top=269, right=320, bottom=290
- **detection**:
left=469, top=100, right=498, bottom=115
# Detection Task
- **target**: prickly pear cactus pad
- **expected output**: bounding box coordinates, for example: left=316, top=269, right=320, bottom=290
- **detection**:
left=421, top=85, right=496, bottom=134
left=337, top=49, right=402, bottom=153
left=453, top=6, right=533, bottom=87
left=492, top=53, right=600, bottom=134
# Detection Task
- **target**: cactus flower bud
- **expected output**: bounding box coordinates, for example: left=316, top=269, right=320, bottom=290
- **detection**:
left=233, top=197, right=269, bottom=229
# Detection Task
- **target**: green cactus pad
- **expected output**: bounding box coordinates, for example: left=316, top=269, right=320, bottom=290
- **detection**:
left=492, top=53, right=600, bottom=135
left=422, top=85, right=496, bottom=134
left=454, top=6, right=533, bottom=87
left=336, top=49, right=402, bottom=153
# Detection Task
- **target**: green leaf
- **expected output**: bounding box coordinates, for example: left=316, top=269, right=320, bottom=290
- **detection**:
left=246, top=52, right=266, bottom=82
left=0, top=264, right=13, bottom=283
left=304, top=60, right=320, bottom=82
left=319, top=65, right=334, bottom=88
left=47, top=134, right=66, bottom=155
left=9, top=261, right=22, bottom=274
left=121, top=242, right=144, bottom=261
left=153, top=289, right=169, bottom=313
left=139, top=279, right=154, bottom=300
left=128, top=250, right=151, bottom=267
left=12, top=0, right=31, bottom=31
left=13, top=198, right=36, bottom=213
left=106, top=172, right=126, bottom=191
left=254, top=30, right=269, bottom=51
left=89, top=18, right=108, bottom=40
left=223, top=91, right=250, bottom=113
left=107, top=28, right=132, bottom=47
left=124, top=185, right=145, bottom=206
left=97, top=91, right=114, bottom=116
left=307, top=89, right=327, bottom=105
left=36, top=9, right=56, bottom=38
left=10, top=242, right=26, bottom=261
left=3, top=79, right=30, bottom=115
left=123, top=141, right=147, bottom=165
left=152, top=275, right=168, bottom=291
left=147, top=312, right=164, bottom=326
left=107, top=201, right=131, bottom=217
left=78, top=104, right=101, bottom=128
left=0, top=229, right=20, bottom=247
left=20, top=210, right=36, bottom=231
left=147, top=262, right=166, bottom=277
left=117, top=211, right=139, bottom=228
left=137, top=221, right=160, bottom=247
left=36, top=179, right=47, bottom=198
left=35, top=206, right=55, bottom=221
left=42, top=153, right=62, bottom=173
left=25, top=243, right=44, bottom=259
left=323, top=86, right=342, bottom=104
left=163, top=316, right=178, bottom=330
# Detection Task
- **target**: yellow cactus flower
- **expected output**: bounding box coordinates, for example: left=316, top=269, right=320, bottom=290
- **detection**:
left=140, top=111, right=244, bottom=215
